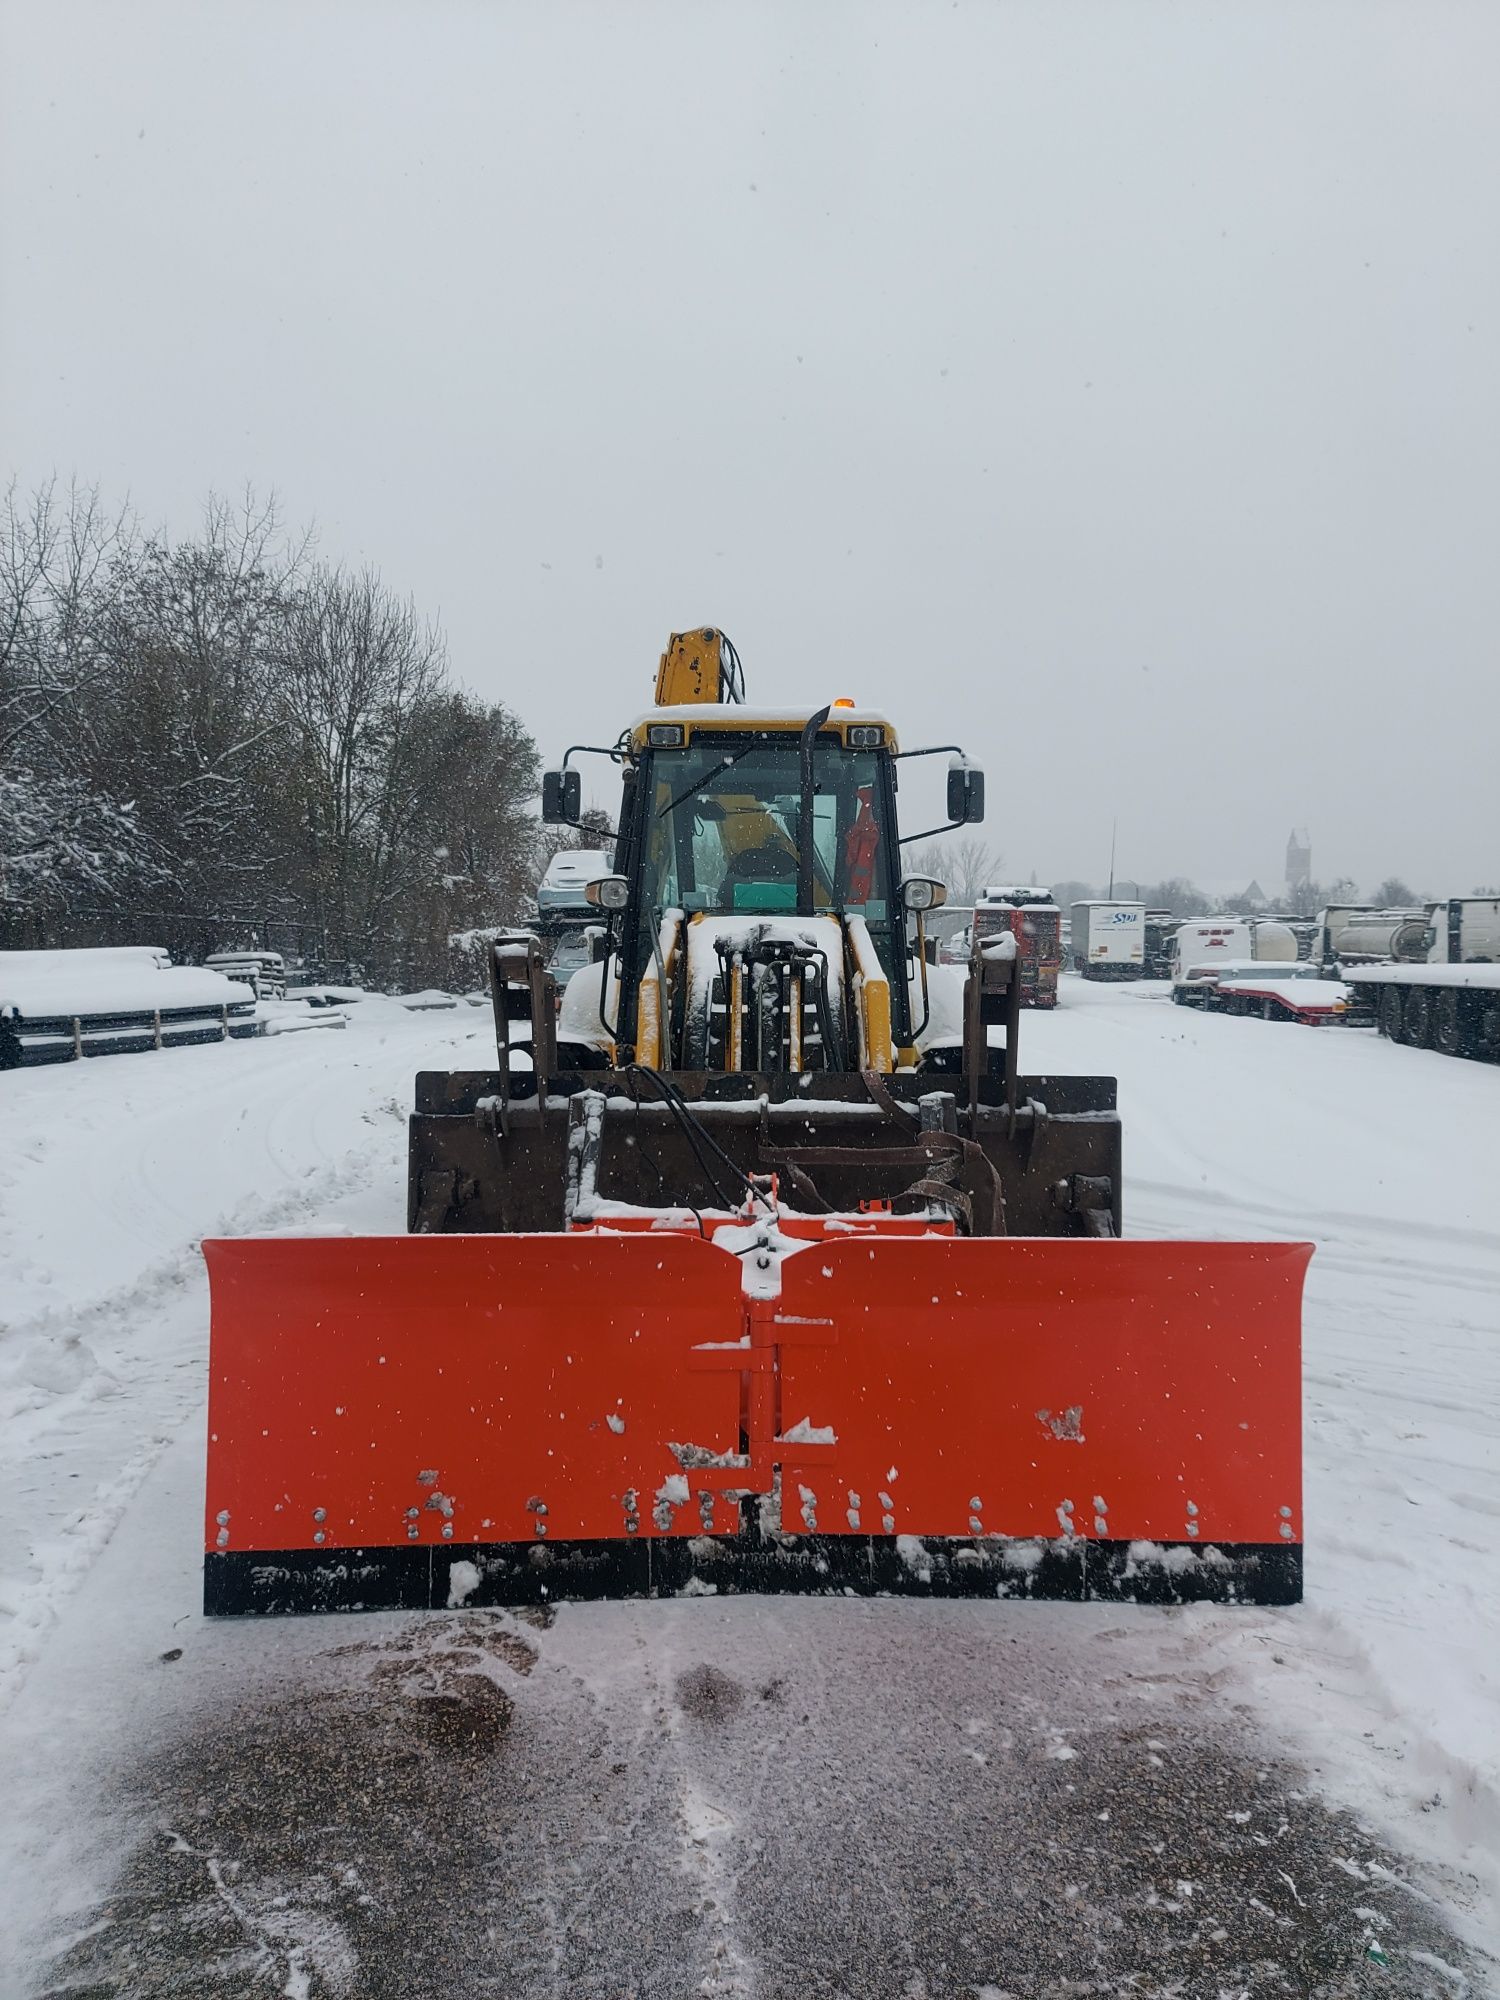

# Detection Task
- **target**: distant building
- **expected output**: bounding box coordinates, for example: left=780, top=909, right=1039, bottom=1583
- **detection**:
left=1285, top=828, right=1311, bottom=896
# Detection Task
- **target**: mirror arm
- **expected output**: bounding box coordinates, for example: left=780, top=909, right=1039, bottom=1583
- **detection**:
left=900, top=820, right=967, bottom=844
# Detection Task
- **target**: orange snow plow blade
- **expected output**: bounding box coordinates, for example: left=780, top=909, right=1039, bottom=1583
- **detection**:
left=203, top=1231, right=1309, bottom=1615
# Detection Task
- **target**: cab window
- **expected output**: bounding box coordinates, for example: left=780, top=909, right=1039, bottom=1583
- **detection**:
left=642, top=739, right=890, bottom=924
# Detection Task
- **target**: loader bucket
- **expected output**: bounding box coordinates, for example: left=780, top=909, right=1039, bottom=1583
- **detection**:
left=203, top=1230, right=1309, bottom=1615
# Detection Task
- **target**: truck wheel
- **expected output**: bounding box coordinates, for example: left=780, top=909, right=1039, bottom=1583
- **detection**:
left=1477, top=1002, right=1500, bottom=1064
left=1434, top=990, right=1467, bottom=1058
left=1400, top=986, right=1433, bottom=1049
left=1378, top=986, right=1403, bottom=1041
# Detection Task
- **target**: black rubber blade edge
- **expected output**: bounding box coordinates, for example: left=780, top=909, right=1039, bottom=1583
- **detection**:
left=205, top=1535, right=1302, bottom=1616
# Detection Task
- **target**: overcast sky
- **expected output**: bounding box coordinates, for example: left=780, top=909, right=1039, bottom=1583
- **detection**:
left=3, top=0, right=1495, bottom=895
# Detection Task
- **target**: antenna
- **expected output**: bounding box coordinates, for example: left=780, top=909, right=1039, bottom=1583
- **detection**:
left=1107, top=818, right=1117, bottom=899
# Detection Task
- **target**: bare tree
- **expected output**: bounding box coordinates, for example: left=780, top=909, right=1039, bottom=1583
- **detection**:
left=0, top=477, right=138, bottom=761
left=907, top=837, right=1003, bottom=904
left=1372, top=876, right=1418, bottom=907
left=1, top=481, right=543, bottom=980
left=1137, top=877, right=1212, bottom=917
left=1048, top=879, right=1097, bottom=910
left=267, top=565, right=446, bottom=962
left=1287, top=875, right=1360, bottom=918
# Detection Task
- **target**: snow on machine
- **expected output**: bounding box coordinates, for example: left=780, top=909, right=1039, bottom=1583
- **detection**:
left=203, top=630, right=1309, bottom=1615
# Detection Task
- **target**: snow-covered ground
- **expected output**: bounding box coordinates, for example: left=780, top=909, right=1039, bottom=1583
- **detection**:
left=0, top=981, right=1495, bottom=1997
left=1019, top=983, right=1500, bottom=1927
left=0, top=998, right=490, bottom=1699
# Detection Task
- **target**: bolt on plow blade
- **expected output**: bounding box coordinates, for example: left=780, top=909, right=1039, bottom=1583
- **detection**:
left=203, top=1233, right=1309, bottom=1616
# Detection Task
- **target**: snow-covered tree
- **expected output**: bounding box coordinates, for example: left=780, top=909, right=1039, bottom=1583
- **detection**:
left=0, top=769, right=161, bottom=915
left=0, top=479, right=541, bottom=982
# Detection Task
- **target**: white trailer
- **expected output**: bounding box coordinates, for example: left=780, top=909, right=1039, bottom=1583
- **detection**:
left=1427, top=896, right=1500, bottom=964
left=1170, top=920, right=1252, bottom=979
left=1171, top=919, right=1300, bottom=987
left=1069, top=901, right=1145, bottom=980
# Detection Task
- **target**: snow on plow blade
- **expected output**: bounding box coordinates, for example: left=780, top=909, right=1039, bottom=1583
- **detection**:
left=202, top=1232, right=1309, bottom=1616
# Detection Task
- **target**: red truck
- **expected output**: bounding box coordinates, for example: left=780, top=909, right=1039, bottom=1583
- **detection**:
left=972, top=887, right=1062, bottom=1009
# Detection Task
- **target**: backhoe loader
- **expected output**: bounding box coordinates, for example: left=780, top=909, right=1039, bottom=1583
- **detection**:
left=204, top=630, right=1307, bottom=1615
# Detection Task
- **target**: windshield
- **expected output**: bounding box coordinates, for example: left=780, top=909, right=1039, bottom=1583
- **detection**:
left=641, top=739, right=891, bottom=921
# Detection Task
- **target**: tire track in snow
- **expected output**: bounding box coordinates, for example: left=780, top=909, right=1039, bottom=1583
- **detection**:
left=644, top=1626, right=757, bottom=1999
left=1, top=1008, right=486, bottom=1717
left=0, top=1123, right=409, bottom=1716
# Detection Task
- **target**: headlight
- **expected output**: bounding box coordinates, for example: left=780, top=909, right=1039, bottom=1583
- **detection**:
left=586, top=876, right=630, bottom=910
left=901, top=877, right=948, bottom=912
left=647, top=723, right=685, bottom=747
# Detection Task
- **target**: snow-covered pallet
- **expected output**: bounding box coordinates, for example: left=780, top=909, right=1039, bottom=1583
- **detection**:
left=0, top=954, right=258, bottom=1071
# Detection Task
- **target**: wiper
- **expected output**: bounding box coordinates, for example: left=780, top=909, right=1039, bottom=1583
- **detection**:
left=657, top=744, right=757, bottom=820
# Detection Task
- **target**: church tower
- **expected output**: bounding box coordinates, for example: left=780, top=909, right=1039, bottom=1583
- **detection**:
left=1285, top=827, right=1311, bottom=895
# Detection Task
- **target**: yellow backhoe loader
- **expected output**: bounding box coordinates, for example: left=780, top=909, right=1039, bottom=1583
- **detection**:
left=203, top=630, right=1307, bottom=1615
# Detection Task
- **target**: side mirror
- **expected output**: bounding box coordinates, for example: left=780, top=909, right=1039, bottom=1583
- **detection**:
left=946, top=758, right=985, bottom=824
left=585, top=875, right=630, bottom=911
left=542, top=769, right=581, bottom=824
left=901, top=877, right=948, bottom=912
